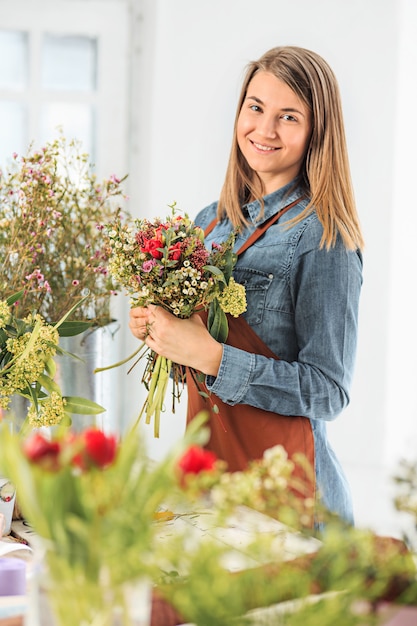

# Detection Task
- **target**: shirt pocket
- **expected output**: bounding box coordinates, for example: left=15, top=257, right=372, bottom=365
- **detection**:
left=233, top=267, right=273, bottom=326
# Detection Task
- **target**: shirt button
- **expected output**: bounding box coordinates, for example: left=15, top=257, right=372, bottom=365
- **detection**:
left=268, top=273, right=273, bottom=280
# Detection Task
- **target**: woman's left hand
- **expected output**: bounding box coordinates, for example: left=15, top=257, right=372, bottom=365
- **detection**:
left=129, top=305, right=223, bottom=376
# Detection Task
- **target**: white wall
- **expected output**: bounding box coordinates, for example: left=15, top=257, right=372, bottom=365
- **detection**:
left=122, top=0, right=416, bottom=537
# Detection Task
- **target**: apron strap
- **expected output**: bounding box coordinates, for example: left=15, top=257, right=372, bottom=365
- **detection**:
left=204, top=196, right=303, bottom=254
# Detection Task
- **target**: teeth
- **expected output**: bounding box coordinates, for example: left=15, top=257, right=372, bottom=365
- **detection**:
left=253, top=142, right=276, bottom=151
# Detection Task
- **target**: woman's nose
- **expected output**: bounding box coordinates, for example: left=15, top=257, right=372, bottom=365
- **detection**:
left=257, top=114, right=278, bottom=138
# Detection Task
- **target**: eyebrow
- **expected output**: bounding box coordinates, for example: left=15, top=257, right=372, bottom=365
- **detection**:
left=245, top=95, right=306, bottom=117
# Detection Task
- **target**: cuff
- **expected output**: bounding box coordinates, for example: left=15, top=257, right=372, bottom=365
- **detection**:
left=205, top=344, right=254, bottom=404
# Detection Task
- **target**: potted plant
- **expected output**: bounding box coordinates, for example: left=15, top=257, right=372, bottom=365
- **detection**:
left=0, top=132, right=128, bottom=429
left=0, top=131, right=126, bottom=326
left=0, top=290, right=106, bottom=533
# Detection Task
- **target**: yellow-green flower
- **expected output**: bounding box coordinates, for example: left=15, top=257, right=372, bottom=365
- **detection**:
left=0, top=300, right=10, bottom=328
left=217, top=277, right=247, bottom=318
left=27, top=392, right=66, bottom=427
left=0, top=296, right=106, bottom=430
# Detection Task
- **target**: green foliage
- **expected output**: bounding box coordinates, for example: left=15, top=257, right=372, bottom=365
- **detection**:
left=207, top=298, right=229, bottom=343
left=0, top=292, right=104, bottom=430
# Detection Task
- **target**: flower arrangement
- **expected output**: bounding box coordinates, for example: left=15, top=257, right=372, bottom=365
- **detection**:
left=0, top=410, right=318, bottom=626
left=177, top=442, right=316, bottom=530
left=158, top=447, right=417, bottom=626
left=0, top=132, right=126, bottom=327
left=3, top=411, right=417, bottom=626
left=0, top=412, right=216, bottom=625
left=393, top=459, right=417, bottom=552
left=97, top=204, right=246, bottom=437
left=0, top=291, right=105, bottom=432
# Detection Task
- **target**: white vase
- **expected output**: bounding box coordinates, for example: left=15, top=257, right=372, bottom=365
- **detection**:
left=28, top=575, right=152, bottom=626
left=0, top=477, right=16, bottom=535
left=55, top=321, right=122, bottom=433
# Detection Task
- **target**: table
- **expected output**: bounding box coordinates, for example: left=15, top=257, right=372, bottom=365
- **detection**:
left=1, top=509, right=414, bottom=626
left=1, top=506, right=320, bottom=625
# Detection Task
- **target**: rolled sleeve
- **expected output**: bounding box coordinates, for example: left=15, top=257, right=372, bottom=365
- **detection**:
left=206, top=344, right=255, bottom=404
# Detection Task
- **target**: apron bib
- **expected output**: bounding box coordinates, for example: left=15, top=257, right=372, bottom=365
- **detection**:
left=186, top=198, right=315, bottom=505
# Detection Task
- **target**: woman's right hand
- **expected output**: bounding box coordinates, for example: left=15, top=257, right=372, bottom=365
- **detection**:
left=128, top=306, right=152, bottom=340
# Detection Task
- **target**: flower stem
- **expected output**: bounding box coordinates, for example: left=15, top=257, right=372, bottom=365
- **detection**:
left=94, top=342, right=146, bottom=374
left=137, top=356, right=172, bottom=438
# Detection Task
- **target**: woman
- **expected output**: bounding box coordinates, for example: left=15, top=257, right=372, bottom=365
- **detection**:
left=129, top=46, right=364, bottom=527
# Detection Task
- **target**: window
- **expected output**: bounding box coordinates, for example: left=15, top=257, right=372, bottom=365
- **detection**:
left=0, top=0, right=131, bottom=432
left=0, top=0, right=129, bottom=177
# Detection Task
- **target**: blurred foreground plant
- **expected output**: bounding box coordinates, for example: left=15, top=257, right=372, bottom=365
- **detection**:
left=3, top=411, right=417, bottom=626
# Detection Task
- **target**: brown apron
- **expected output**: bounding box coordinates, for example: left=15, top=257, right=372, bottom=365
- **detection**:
left=186, top=198, right=315, bottom=502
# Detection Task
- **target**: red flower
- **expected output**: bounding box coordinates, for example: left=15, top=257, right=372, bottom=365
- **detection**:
left=22, top=433, right=61, bottom=472
left=140, top=237, right=164, bottom=259
left=168, top=242, right=182, bottom=261
left=178, top=446, right=218, bottom=476
left=72, top=428, right=117, bottom=470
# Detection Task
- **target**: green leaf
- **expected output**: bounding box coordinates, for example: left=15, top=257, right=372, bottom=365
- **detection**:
left=54, top=346, right=85, bottom=363
left=57, top=320, right=93, bottom=337
left=222, top=252, right=237, bottom=283
left=63, top=396, right=106, bottom=415
left=52, top=295, right=90, bottom=332
left=203, top=265, right=226, bottom=281
left=207, top=299, right=229, bottom=343
left=38, top=373, right=62, bottom=396
left=6, top=291, right=24, bottom=307
left=45, top=357, right=57, bottom=378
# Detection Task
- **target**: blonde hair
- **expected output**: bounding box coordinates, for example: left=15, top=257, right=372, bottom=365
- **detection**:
left=217, top=46, right=364, bottom=251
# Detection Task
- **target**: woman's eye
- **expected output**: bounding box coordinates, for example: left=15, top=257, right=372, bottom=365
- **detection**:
left=282, top=114, right=297, bottom=122
left=249, top=104, right=262, bottom=112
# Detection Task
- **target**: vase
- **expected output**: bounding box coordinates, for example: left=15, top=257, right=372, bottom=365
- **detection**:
left=0, top=476, right=16, bottom=535
left=26, top=552, right=152, bottom=626
left=55, top=321, right=122, bottom=434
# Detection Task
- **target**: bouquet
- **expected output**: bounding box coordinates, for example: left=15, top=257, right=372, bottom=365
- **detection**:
left=97, top=203, right=246, bottom=437
left=0, top=291, right=105, bottom=433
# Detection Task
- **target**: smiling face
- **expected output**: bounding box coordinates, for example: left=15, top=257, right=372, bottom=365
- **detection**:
left=237, top=70, right=312, bottom=195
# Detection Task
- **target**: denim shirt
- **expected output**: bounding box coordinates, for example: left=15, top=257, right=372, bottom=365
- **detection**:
left=194, top=180, right=363, bottom=524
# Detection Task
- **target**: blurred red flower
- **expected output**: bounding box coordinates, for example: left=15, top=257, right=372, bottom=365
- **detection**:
left=178, top=445, right=218, bottom=476
left=23, top=432, right=61, bottom=471
left=73, top=428, right=118, bottom=470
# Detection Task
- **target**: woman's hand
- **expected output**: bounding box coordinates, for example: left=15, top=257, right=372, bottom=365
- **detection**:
left=129, top=306, right=152, bottom=341
left=129, top=305, right=223, bottom=376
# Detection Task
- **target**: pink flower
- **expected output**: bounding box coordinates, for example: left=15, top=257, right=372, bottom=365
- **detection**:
left=142, top=259, right=156, bottom=272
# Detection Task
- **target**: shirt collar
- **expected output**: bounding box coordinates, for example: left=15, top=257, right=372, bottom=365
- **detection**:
left=243, top=178, right=306, bottom=225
